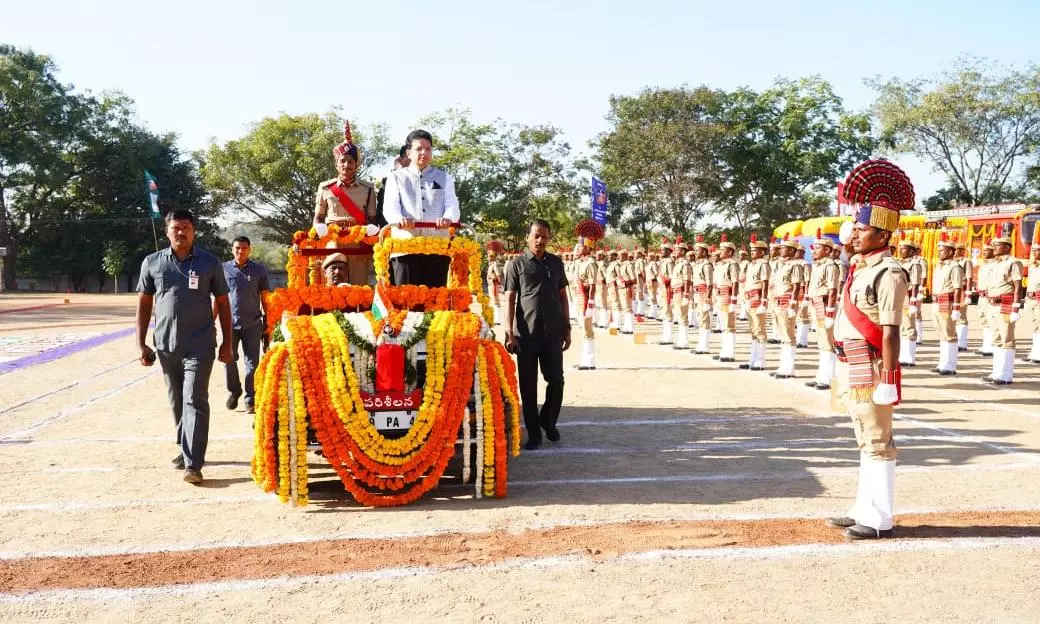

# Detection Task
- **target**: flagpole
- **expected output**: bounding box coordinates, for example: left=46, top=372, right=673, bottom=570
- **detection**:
left=150, top=217, right=160, bottom=252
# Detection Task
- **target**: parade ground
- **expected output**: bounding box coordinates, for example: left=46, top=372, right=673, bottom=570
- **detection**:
left=1, top=293, right=1038, bottom=623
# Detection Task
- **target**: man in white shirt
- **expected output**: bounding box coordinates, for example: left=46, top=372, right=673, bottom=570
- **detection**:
left=382, top=129, right=461, bottom=286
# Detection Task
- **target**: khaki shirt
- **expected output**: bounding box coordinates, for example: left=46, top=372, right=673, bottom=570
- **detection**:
left=836, top=259, right=848, bottom=286
left=595, top=260, right=607, bottom=284
left=1027, top=260, right=1040, bottom=295
left=634, top=258, right=646, bottom=284
left=646, top=259, right=660, bottom=282
left=604, top=260, right=620, bottom=285
left=933, top=259, right=965, bottom=296
left=692, top=259, right=714, bottom=288
left=487, top=259, right=504, bottom=292
left=808, top=258, right=840, bottom=299
left=774, top=259, right=804, bottom=297
left=958, top=259, right=974, bottom=289
left=577, top=256, right=598, bottom=288
left=835, top=250, right=908, bottom=341
left=659, top=257, right=675, bottom=283
left=986, top=256, right=1024, bottom=296
left=619, top=259, right=635, bottom=284
left=904, top=257, right=924, bottom=287
left=314, top=178, right=377, bottom=224
left=669, top=258, right=693, bottom=289
left=712, top=258, right=739, bottom=290
left=744, top=258, right=770, bottom=292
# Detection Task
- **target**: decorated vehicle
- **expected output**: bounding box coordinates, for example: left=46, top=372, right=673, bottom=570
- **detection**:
left=250, top=223, right=521, bottom=507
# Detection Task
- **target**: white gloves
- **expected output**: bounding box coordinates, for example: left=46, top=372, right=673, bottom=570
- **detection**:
left=1010, top=312, right=1020, bottom=323
left=801, top=300, right=810, bottom=310
left=756, top=305, right=768, bottom=314
left=909, top=305, right=919, bottom=315
left=712, top=306, right=721, bottom=315
left=787, top=307, right=797, bottom=318
left=872, top=383, right=899, bottom=406
left=825, top=317, right=834, bottom=329
left=951, top=310, right=961, bottom=321
left=365, top=223, right=380, bottom=237
left=313, top=222, right=329, bottom=237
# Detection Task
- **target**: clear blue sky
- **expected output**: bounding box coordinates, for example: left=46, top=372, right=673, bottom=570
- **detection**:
left=3, top=0, right=1039, bottom=202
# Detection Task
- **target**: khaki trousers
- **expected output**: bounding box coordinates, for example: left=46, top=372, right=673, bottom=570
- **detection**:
left=900, top=307, right=918, bottom=341
left=659, top=284, right=673, bottom=322
left=932, top=305, right=956, bottom=342
left=834, top=360, right=897, bottom=461
left=695, top=296, right=711, bottom=328
left=772, top=307, right=796, bottom=346
left=810, top=306, right=834, bottom=353
left=1031, top=298, right=1040, bottom=333
left=672, top=297, right=689, bottom=329
left=715, top=296, right=736, bottom=331
left=578, top=292, right=595, bottom=340
left=749, top=310, right=767, bottom=343
left=987, top=303, right=1015, bottom=349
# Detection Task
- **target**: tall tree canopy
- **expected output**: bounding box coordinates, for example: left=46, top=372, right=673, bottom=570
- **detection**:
left=596, top=78, right=875, bottom=242
left=1, top=45, right=217, bottom=290
left=869, top=56, right=1040, bottom=206
left=198, top=111, right=395, bottom=241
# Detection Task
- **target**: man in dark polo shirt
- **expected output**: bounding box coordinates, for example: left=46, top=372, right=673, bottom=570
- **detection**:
left=504, top=219, right=571, bottom=450
left=136, top=209, right=233, bottom=484
left=221, top=236, right=271, bottom=415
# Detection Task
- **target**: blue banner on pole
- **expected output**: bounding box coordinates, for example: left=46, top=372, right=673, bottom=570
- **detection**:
left=590, top=177, right=608, bottom=226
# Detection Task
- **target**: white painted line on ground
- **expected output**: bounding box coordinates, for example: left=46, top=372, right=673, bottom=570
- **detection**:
left=922, top=386, right=1040, bottom=420
left=0, top=359, right=139, bottom=417
left=0, top=494, right=268, bottom=513
left=2, top=537, right=1038, bottom=604
left=4, top=462, right=1036, bottom=515
left=4, top=501, right=1039, bottom=561
left=2, top=433, right=252, bottom=446
left=559, top=415, right=795, bottom=427
left=0, top=369, right=157, bottom=441
left=894, top=414, right=1040, bottom=463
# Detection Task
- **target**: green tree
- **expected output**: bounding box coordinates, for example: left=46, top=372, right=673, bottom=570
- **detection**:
left=869, top=56, right=1040, bottom=206
left=199, top=111, right=395, bottom=241
left=710, top=78, right=876, bottom=239
left=101, top=240, right=128, bottom=292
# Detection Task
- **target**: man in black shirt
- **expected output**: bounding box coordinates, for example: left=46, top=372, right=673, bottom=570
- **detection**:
left=504, top=220, right=571, bottom=450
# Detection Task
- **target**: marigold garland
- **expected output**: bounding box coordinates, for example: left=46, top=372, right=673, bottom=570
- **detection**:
left=252, top=310, right=520, bottom=507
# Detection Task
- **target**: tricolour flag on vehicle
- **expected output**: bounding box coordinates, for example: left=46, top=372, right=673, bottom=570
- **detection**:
left=372, top=281, right=391, bottom=321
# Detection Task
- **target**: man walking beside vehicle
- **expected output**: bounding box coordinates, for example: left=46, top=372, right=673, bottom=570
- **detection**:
left=221, top=236, right=271, bottom=414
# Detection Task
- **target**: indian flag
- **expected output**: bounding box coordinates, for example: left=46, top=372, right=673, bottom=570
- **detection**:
left=372, top=281, right=391, bottom=321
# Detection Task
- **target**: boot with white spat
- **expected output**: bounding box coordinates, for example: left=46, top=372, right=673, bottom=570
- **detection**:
left=718, top=332, right=736, bottom=362
left=674, top=319, right=690, bottom=350
left=621, top=312, right=635, bottom=335
left=915, top=318, right=923, bottom=344
left=752, top=341, right=768, bottom=370
left=796, top=323, right=810, bottom=348
left=1025, top=333, right=1040, bottom=364
left=493, top=305, right=502, bottom=326
left=979, top=328, right=994, bottom=355
left=899, top=337, right=917, bottom=367
left=845, top=458, right=895, bottom=539
left=577, top=338, right=596, bottom=370
left=740, top=342, right=758, bottom=370
left=956, top=324, right=969, bottom=351
left=810, top=351, right=834, bottom=389
left=596, top=308, right=608, bottom=329
left=694, top=328, right=710, bottom=354
left=661, top=320, right=673, bottom=345
left=649, top=303, right=659, bottom=320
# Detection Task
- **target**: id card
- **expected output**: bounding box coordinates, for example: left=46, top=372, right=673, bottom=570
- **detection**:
left=188, top=271, right=199, bottom=290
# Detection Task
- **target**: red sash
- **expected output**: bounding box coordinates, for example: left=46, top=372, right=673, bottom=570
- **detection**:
left=326, top=182, right=367, bottom=225
left=1031, top=291, right=1040, bottom=302
left=663, top=278, right=673, bottom=305
left=996, top=294, right=1014, bottom=315
left=935, top=293, right=953, bottom=313
left=746, top=289, right=762, bottom=308
left=842, top=258, right=901, bottom=404
left=812, top=298, right=827, bottom=320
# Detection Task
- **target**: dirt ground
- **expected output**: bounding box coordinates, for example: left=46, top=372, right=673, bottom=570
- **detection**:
left=1, top=292, right=1038, bottom=623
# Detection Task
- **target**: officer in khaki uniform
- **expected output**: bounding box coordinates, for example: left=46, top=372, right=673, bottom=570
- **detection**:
left=594, top=250, right=609, bottom=328
left=913, top=249, right=928, bottom=343
left=737, top=249, right=751, bottom=321
left=983, top=234, right=1024, bottom=384
left=646, top=250, right=661, bottom=320
left=897, top=240, right=922, bottom=366
left=770, top=237, right=804, bottom=378
left=976, top=244, right=995, bottom=355
left=795, top=243, right=812, bottom=348
left=313, top=122, right=378, bottom=286
left=954, top=243, right=973, bottom=351
left=691, top=240, right=715, bottom=353
left=658, top=240, right=676, bottom=343
left=1025, top=236, right=1040, bottom=364
left=486, top=246, right=505, bottom=325
left=618, top=249, right=636, bottom=334
left=805, top=234, right=840, bottom=390
left=931, top=237, right=965, bottom=375
left=633, top=250, right=647, bottom=318
left=603, top=248, right=622, bottom=330
left=739, top=235, right=770, bottom=371
left=711, top=236, right=740, bottom=362
left=767, top=242, right=783, bottom=344
left=829, top=158, right=912, bottom=540
left=668, top=240, right=693, bottom=350
left=574, top=238, right=600, bottom=370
